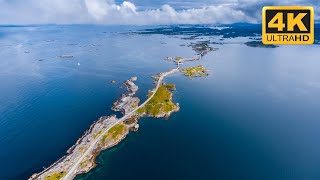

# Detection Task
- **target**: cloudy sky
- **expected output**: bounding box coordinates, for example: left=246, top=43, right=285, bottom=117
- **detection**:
left=0, top=0, right=318, bottom=25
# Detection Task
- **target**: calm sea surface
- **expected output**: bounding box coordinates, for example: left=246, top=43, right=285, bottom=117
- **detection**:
left=0, top=25, right=320, bottom=180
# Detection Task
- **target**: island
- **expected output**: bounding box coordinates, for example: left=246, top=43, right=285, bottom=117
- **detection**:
left=189, top=41, right=218, bottom=56
left=136, top=84, right=179, bottom=118
left=181, top=65, right=209, bottom=77
left=244, top=41, right=278, bottom=48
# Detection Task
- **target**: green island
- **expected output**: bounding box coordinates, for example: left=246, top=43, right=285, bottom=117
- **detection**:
left=45, top=172, right=66, bottom=180
left=181, top=65, right=209, bottom=77
left=137, top=84, right=178, bottom=117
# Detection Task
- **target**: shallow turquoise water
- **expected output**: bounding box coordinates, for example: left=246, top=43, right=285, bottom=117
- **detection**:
left=1, top=25, right=320, bottom=180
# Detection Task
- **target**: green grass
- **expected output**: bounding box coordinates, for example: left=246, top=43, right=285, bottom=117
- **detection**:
left=138, top=85, right=177, bottom=117
left=102, top=124, right=126, bottom=143
left=101, top=134, right=108, bottom=144
left=80, top=159, right=89, bottom=168
left=181, top=66, right=208, bottom=77
left=80, top=161, right=86, bottom=167
left=108, top=124, right=126, bottom=138
left=137, top=107, right=146, bottom=114
left=45, top=172, right=66, bottom=180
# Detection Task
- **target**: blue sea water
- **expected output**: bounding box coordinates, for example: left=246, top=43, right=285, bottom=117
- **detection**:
left=0, top=25, right=320, bottom=180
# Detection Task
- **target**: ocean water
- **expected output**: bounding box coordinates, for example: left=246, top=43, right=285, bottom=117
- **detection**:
left=0, top=25, right=320, bottom=180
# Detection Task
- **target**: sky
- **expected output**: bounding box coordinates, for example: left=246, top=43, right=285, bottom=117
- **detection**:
left=0, top=0, right=319, bottom=25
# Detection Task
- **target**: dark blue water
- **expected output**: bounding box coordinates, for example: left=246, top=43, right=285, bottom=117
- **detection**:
left=1, top=25, right=320, bottom=180
left=76, top=44, right=320, bottom=180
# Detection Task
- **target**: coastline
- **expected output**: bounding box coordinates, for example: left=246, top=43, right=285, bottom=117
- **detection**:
left=75, top=127, right=130, bottom=175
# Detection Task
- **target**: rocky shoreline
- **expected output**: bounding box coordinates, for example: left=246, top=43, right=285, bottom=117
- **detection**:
left=30, top=115, right=120, bottom=180
left=112, top=77, right=140, bottom=115
left=74, top=126, right=130, bottom=175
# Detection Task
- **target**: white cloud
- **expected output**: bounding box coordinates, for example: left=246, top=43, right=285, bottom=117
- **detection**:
left=0, top=0, right=318, bottom=25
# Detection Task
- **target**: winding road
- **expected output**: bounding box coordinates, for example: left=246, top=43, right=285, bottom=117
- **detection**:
left=62, top=68, right=179, bottom=180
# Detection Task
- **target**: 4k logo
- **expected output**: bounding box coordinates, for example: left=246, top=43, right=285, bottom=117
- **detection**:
left=262, top=6, right=314, bottom=44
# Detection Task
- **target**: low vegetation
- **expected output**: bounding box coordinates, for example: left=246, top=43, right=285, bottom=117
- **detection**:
left=79, top=158, right=91, bottom=169
left=78, top=146, right=85, bottom=151
left=45, top=172, right=66, bottom=180
left=137, top=85, right=177, bottom=117
left=180, top=65, right=209, bottom=77
left=80, top=161, right=87, bottom=168
left=102, top=124, right=126, bottom=144
left=108, top=124, right=126, bottom=138
left=165, top=84, right=176, bottom=91
left=93, top=130, right=102, bottom=139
